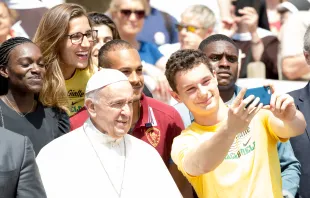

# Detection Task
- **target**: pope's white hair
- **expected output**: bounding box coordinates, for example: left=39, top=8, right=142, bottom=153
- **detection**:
left=85, top=88, right=101, bottom=104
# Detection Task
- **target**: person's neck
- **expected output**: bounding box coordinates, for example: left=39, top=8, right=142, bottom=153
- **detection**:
left=193, top=100, right=228, bottom=126
left=132, top=100, right=141, bottom=128
left=266, top=0, right=280, bottom=9
left=60, top=64, right=77, bottom=80
left=120, top=33, right=140, bottom=49
left=4, top=89, right=36, bottom=113
left=219, top=87, right=235, bottom=103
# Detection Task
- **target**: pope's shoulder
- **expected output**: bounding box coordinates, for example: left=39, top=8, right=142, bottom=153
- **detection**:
left=37, top=127, right=85, bottom=155
left=126, top=133, right=159, bottom=151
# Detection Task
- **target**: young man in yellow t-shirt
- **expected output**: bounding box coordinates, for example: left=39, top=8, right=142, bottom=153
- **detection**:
left=165, top=49, right=306, bottom=198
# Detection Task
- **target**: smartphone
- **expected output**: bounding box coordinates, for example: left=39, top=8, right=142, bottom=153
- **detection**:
left=243, top=86, right=271, bottom=107
left=233, top=0, right=261, bottom=16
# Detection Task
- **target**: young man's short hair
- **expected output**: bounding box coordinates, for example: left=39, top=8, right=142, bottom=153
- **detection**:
left=98, top=39, right=135, bottom=68
left=165, top=49, right=213, bottom=92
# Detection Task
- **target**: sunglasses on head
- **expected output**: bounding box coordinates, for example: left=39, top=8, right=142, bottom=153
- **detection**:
left=120, top=9, right=146, bottom=19
left=176, top=24, right=202, bottom=33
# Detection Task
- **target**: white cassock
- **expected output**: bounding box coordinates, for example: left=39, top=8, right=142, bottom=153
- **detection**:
left=36, top=119, right=182, bottom=198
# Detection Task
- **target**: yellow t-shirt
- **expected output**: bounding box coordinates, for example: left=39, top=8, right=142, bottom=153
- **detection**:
left=171, top=109, right=287, bottom=198
left=65, top=68, right=92, bottom=117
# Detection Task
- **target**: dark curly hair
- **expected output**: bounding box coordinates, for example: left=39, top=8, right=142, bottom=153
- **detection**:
left=165, top=49, right=213, bottom=92
left=88, top=12, right=121, bottom=40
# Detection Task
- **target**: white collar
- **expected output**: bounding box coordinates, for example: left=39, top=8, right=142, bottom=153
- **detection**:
left=83, top=119, right=124, bottom=145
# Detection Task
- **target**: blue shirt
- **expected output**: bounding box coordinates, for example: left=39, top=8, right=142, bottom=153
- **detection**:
left=138, top=41, right=163, bottom=65
left=137, top=7, right=179, bottom=46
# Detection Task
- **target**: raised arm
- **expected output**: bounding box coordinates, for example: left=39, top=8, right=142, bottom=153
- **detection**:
left=183, top=88, right=263, bottom=176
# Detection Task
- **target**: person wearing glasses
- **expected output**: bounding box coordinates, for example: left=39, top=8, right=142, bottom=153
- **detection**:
left=33, top=3, right=97, bottom=117
left=109, top=0, right=171, bottom=104
left=159, top=5, right=216, bottom=58
left=88, top=12, right=121, bottom=69
left=0, top=37, right=70, bottom=155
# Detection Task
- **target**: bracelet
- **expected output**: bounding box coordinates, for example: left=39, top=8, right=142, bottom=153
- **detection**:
left=251, top=39, right=262, bottom=45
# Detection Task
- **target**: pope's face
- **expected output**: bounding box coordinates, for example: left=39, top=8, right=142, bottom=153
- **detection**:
left=92, top=81, right=134, bottom=138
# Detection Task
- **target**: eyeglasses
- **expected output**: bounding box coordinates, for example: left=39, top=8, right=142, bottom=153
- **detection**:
left=66, top=30, right=98, bottom=45
left=120, top=9, right=146, bottom=19
left=176, top=24, right=203, bottom=33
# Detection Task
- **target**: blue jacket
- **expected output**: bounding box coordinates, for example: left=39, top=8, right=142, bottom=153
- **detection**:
left=173, top=85, right=301, bottom=197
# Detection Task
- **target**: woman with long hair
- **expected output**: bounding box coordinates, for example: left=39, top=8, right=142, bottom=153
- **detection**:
left=0, top=37, right=70, bottom=155
left=33, top=3, right=97, bottom=116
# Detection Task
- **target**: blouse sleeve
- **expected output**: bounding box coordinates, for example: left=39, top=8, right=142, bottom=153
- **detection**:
left=52, top=108, right=70, bottom=136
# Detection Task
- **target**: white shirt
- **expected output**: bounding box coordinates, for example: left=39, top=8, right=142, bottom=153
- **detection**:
left=36, top=119, right=181, bottom=198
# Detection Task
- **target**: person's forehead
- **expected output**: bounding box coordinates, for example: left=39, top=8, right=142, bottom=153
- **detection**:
left=119, top=0, right=144, bottom=9
left=204, top=41, right=238, bottom=55
left=107, top=49, right=141, bottom=67
left=10, top=43, right=41, bottom=57
left=68, top=16, right=91, bottom=34
left=180, top=14, right=203, bottom=27
left=176, top=64, right=213, bottom=86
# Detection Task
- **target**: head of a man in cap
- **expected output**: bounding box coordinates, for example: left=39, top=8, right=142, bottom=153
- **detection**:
left=178, top=5, right=216, bottom=50
left=98, top=39, right=144, bottom=102
left=84, top=68, right=134, bottom=139
left=277, top=0, right=310, bottom=25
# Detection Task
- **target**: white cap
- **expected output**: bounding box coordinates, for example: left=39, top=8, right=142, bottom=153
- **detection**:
left=277, top=0, right=310, bottom=13
left=85, top=69, right=128, bottom=93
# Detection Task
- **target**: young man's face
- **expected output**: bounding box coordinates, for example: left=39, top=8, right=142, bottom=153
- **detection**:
left=202, top=41, right=239, bottom=91
left=172, top=63, right=220, bottom=116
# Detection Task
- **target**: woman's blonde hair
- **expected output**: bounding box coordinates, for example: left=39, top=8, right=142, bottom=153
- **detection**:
left=33, top=3, right=92, bottom=112
left=109, top=0, right=150, bottom=15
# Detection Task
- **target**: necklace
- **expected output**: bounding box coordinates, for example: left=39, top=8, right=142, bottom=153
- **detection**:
left=83, top=125, right=126, bottom=198
left=4, top=96, right=35, bottom=117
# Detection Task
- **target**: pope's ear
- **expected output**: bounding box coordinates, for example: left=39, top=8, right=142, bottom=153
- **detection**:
left=0, top=65, right=8, bottom=78
left=85, top=98, right=96, bottom=117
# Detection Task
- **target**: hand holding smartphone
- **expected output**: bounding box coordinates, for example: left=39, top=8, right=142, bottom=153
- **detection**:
left=243, top=86, right=271, bottom=107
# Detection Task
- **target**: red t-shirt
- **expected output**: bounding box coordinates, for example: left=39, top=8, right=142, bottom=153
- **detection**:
left=69, top=95, right=184, bottom=166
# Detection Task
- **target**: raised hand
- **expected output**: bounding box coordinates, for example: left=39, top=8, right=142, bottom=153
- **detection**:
left=227, top=88, right=263, bottom=134
left=237, top=7, right=259, bottom=34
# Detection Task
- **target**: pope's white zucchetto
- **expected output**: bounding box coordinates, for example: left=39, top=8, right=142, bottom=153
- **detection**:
left=85, top=68, right=128, bottom=93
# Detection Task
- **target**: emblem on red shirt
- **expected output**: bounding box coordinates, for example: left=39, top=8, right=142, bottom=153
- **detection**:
left=145, top=127, right=160, bottom=147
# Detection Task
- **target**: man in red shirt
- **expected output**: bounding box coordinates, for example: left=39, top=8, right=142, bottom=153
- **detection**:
left=70, top=39, right=193, bottom=197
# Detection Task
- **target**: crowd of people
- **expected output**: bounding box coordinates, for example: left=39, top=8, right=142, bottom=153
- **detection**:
left=0, top=0, right=310, bottom=198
